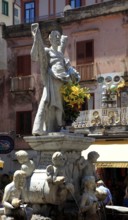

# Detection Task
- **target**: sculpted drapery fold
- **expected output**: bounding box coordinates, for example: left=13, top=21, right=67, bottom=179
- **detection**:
left=31, top=24, right=48, bottom=86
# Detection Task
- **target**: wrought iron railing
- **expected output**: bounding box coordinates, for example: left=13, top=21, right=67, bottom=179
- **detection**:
left=76, top=63, right=96, bottom=81
left=23, top=12, right=64, bottom=24
left=10, top=75, right=35, bottom=92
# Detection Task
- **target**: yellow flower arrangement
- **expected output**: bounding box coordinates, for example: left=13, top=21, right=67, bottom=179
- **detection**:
left=60, top=83, right=90, bottom=124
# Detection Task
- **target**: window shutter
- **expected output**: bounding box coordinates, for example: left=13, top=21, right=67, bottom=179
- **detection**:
left=86, top=40, right=94, bottom=63
left=76, top=41, right=86, bottom=65
left=76, top=40, right=94, bottom=64
left=16, top=111, right=32, bottom=135
left=17, top=55, right=31, bottom=76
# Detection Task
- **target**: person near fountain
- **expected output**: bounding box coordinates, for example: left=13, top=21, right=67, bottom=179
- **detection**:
left=123, top=186, right=128, bottom=207
left=2, top=170, right=33, bottom=220
left=96, top=180, right=113, bottom=206
left=15, top=150, right=35, bottom=178
left=31, top=23, right=80, bottom=135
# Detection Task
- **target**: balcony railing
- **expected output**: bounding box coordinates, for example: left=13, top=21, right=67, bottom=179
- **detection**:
left=73, top=107, right=128, bottom=128
left=23, top=12, right=64, bottom=24
left=10, top=75, right=35, bottom=92
left=76, top=63, right=96, bottom=81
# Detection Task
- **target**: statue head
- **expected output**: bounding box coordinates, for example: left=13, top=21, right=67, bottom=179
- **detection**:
left=87, top=151, right=99, bottom=163
left=52, top=151, right=66, bottom=167
left=49, top=31, right=61, bottom=47
left=15, top=150, right=29, bottom=164
left=82, top=176, right=96, bottom=190
left=13, top=170, right=26, bottom=189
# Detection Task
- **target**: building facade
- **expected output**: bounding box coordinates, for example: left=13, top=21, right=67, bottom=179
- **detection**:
left=20, top=0, right=112, bottom=23
left=0, top=0, right=128, bottom=201
left=0, top=0, right=21, bottom=26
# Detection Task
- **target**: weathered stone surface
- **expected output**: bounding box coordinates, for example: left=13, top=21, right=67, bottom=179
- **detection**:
left=24, top=133, right=94, bottom=151
left=63, top=0, right=128, bottom=22
left=3, top=21, right=62, bottom=42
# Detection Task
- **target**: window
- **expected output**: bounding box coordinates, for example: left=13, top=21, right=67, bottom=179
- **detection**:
left=24, top=1, right=35, bottom=23
left=16, top=111, right=32, bottom=135
left=14, top=8, right=18, bottom=17
left=2, top=0, right=8, bottom=16
left=49, top=0, right=55, bottom=16
left=17, top=55, right=31, bottom=76
left=70, top=0, right=81, bottom=8
left=76, top=40, right=94, bottom=65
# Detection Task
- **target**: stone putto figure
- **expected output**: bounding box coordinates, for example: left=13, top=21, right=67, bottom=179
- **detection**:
left=78, top=151, right=99, bottom=182
left=2, top=170, right=33, bottom=220
left=31, top=23, right=80, bottom=135
left=79, top=176, right=99, bottom=220
left=15, top=150, right=35, bottom=177
left=46, top=151, right=74, bottom=202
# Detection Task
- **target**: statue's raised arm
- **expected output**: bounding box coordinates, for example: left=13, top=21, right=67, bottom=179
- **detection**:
left=58, top=35, right=68, bottom=54
left=31, top=23, right=48, bottom=86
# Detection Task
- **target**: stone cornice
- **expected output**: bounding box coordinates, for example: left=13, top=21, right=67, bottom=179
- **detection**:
left=62, top=0, right=128, bottom=23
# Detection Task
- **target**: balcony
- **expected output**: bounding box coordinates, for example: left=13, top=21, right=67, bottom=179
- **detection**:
left=10, top=75, right=35, bottom=93
left=76, top=63, right=96, bottom=81
left=23, top=12, right=64, bottom=24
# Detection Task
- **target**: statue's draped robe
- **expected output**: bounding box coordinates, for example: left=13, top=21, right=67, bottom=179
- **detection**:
left=31, top=25, right=68, bottom=133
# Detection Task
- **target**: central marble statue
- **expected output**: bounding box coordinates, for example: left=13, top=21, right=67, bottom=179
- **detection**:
left=31, top=23, right=80, bottom=135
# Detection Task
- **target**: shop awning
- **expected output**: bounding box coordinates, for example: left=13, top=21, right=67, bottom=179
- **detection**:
left=82, top=140, right=128, bottom=168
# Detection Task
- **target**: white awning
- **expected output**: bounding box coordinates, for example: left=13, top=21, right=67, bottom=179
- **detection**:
left=82, top=142, right=128, bottom=168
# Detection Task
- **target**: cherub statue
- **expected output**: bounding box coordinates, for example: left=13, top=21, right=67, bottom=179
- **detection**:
left=78, top=151, right=99, bottom=181
left=31, top=23, right=80, bottom=135
left=79, top=176, right=99, bottom=220
left=2, top=170, right=33, bottom=220
left=46, top=151, right=74, bottom=202
left=15, top=150, right=35, bottom=177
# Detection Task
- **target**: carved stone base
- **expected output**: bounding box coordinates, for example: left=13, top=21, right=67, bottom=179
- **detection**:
left=24, top=132, right=94, bottom=152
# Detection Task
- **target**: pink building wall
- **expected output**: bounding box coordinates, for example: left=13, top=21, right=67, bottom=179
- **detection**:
left=62, top=13, right=128, bottom=75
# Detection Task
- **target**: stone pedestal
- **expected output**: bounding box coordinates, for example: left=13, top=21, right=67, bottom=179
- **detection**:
left=24, top=132, right=94, bottom=169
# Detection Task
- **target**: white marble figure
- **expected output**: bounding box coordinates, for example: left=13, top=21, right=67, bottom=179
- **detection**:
left=31, top=23, right=80, bottom=135
left=46, top=151, right=74, bottom=202
left=79, top=176, right=99, bottom=220
left=2, top=170, right=33, bottom=220
left=15, top=150, right=35, bottom=177
left=78, top=151, right=99, bottom=181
